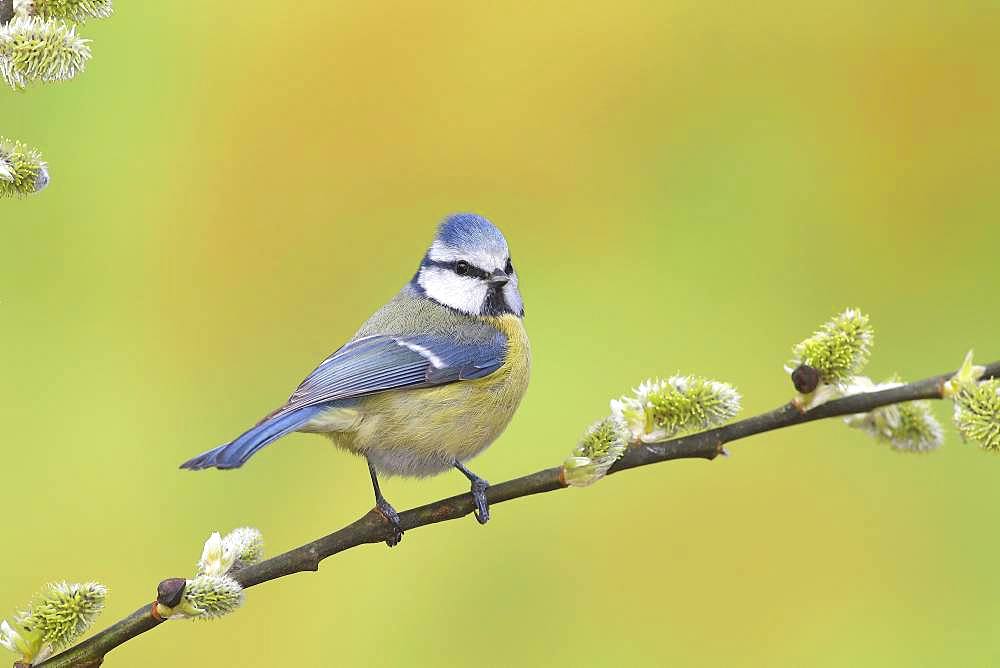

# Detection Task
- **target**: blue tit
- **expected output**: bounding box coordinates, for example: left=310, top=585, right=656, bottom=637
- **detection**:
left=181, top=213, right=530, bottom=546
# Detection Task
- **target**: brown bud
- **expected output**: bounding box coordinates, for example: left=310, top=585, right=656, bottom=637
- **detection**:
left=791, top=364, right=820, bottom=394
left=156, top=578, right=187, bottom=608
left=0, top=1, right=13, bottom=28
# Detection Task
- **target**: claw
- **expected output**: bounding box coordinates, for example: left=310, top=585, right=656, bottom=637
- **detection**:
left=368, top=458, right=403, bottom=547
left=454, top=461, right=491, bottom=525
left=375, top=498, right=404, bottom=547
left=470, top=477, right=490, bottom=524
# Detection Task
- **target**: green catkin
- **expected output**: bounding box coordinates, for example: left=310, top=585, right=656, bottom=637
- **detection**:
left=0, top=137, right=48, bottom=197
left=183, top=575, right=244, bottom=620
left=16, top=582, right=107, bottom=653
left=954, top=379, right=1000, bottom=452
left=0, top=16, right=91, bottom=89
left=26, top=0, right=113, bottom=22
left=791, top=308, right=873, bottom=386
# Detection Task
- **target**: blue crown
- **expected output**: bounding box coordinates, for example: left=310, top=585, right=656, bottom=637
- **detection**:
left=435, top=213, right=506, bottom=250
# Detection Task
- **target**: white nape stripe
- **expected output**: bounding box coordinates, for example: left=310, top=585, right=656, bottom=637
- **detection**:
left=394, top=338, right=445, bottom=369
left=428, top=240, right=508, bottom=273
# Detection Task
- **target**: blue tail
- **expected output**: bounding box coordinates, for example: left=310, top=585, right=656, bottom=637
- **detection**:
left=180, top=405, right=323, bottom=470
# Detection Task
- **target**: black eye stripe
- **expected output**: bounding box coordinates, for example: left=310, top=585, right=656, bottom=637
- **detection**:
left=465, top=264, right=492, bottom=280
left=424, top=259, right=493, bottom=280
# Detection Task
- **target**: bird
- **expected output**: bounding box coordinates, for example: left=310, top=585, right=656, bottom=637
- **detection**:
left=180, top=214, right=530, bottom=546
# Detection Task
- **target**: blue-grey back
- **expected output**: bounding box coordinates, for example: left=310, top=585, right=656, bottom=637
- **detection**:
left=261, top=285, right=509, bottom=417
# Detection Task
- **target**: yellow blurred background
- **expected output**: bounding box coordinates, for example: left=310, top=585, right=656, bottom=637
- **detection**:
left=3, top=2, right=1000, bottom=665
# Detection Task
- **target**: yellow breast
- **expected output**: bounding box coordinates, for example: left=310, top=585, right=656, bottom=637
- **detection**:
left=476, top=313, right=531, bottom=403
left=324, top=314, right=531, bottom=477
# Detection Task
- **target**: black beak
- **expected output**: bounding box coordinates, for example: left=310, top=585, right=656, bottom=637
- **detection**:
left=488, top=269, right=510, bottom=287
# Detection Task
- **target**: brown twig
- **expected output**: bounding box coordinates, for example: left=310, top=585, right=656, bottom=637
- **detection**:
left=33, top=360, right=1000, bottom=668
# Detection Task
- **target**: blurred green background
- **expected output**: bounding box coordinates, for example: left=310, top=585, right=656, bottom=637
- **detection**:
left=3, top=2, right=1000, bottom=666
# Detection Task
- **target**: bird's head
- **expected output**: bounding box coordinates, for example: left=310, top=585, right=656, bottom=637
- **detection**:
left=412, top=214, right=524, bottom=318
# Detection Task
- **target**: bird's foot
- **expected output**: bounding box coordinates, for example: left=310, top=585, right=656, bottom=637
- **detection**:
left=454, top=461, right=491, bottom=525
left=375, top=497, right=403, bottom=547
left=470, top=477, right=490, bottom=525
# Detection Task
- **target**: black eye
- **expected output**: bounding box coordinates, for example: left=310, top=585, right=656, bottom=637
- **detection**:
left=455, top=260, right=470, bottom=275
left=505, top=258, right=513, bottom=275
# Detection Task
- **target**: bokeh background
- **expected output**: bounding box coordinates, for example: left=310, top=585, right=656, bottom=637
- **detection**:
left=3, top=2, right=1000, bottom=666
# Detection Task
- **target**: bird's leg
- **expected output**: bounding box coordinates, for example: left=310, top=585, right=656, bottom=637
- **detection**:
left=454, top=461, right=491, bottom=525
left=368, top=459, right=403, bottom=547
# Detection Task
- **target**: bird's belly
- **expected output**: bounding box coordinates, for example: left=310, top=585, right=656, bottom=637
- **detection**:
left=342, top=379, right=520, bottom=476
left=322, top=315, right=530, bottom=477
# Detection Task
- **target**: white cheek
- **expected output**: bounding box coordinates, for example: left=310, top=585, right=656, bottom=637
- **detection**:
left=418, top=267, right=487, bottom=315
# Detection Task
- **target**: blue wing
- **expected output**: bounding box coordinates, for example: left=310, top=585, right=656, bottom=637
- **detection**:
left=180, top=331, right=507, bottom=470
left=282, top=332, right=507, bottom=412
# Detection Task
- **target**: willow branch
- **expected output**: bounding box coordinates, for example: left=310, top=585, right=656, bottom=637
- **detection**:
left=34, top=360, right=1000, bottom=668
